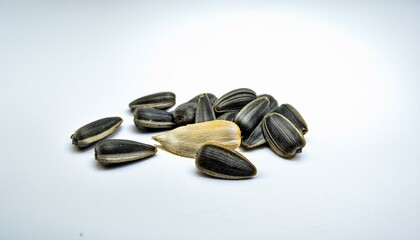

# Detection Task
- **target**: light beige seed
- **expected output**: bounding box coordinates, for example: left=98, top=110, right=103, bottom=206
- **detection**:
left=152, top=120, right=241, bottom=158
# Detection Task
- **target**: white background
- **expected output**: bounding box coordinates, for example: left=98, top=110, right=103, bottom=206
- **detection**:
left=1, top=1, right=420, bottom=239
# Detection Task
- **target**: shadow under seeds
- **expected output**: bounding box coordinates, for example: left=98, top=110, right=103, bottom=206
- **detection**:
left=193, top=169, right=256, bottom=181
left=94, top=155, right=154, bottom=170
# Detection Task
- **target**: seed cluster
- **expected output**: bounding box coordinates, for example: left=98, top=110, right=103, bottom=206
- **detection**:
left=70, top=88, right=308, bottom=180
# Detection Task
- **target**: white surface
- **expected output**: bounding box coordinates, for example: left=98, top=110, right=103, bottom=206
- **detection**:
left=1, top=1, right=420, bottom=239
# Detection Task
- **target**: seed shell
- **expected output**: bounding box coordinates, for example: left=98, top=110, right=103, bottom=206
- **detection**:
left=172, top=101, right=197, bottom=126
left=234, top=96, right=270, bottom=136
left=258, top=94, right=278, bottom=112
left=273, top=104, right=308, bottom=134
left=129, top=92, right=176, bottom=110
left=189, top=93, right=218, bottom=105
left=216, top=111, right=238, bottom=122
left=134, top=108, right=176, bottom=129
left=95, top=139, right=157, bottom=164
left=195, top=143, right=257, bottom=179
left=213, top=88, right=257, bottom=113
left=241, top=121, right=266, bottom=148
left=262, top=113, right=306, bottom=158
left=71, top=117, right=123, bottom=148
left=152, top=120, right=241, bottom=158
left=195, top=93, right=216, bottom=123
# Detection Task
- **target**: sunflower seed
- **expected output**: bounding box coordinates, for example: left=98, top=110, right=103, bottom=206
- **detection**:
left=195, top=143, right=257, bottom=179
left=152, top=120, right=241, bottom=158
left=95, top=139, right=157, bottom=164
left=71, top=117, right=123, bottom=148
left=273, top=104, right=308, bottom=134
left=234, top=96, right=270, bottom=136
left=258, top=94, right=278, bottom=112
left=129, top=92, right=176, bottom=111
left=133, top=108, right=176, bottom=129
left=262, top=113, right=306, bottom=158
left=216, top=111, right=238, bottom=122
left=189, top=93, right=218, bottom=105
left=172, top=101, right=197, bottom=126
left=195, top=93, right=216, bottom=123
left=213, top=88, right=257, bottom=113
left=241, top=121, right=266, bottom=148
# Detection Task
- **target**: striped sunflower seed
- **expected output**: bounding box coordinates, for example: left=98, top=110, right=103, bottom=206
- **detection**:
left=189, top=93, right=218, bottom=105
left=95, top=139, right=157, bottom=164
left=241, top=121, right=266, bottom=149
left=172, top=101, right=197, bottom=126
left=262, top=112, right=306, bottom=158
left=216, top=111, right=238, bottom=122
left=152, top=120, right=241, bottom=158
left=129, top=92, right=176, bottom=111
left=195, top=143, right=257, bottom=179
left=258, top=94, right=278, bottom=112
left=213, top=88, right=257, bottom=113
left=273, top=103, right=308, bottom=134
left=234, top=96, right=270, bottom=136
left=71, top=117, right=123, bottom=148
left=133, top=108, right=176, bottom=129
left=195, top=93, right=216, bottom=123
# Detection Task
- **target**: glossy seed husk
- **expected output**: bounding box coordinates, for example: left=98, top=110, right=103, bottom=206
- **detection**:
left=234, top=96, right=270, bottom=136
left=129, top=92, right=176, bottom=111
left=258, top=94, right=278, bottom=112
left=71, top=117, right=123, bottom=148
left=241, top=121, right=266, bottom=149
left=213, top=88, right=257, bottom=113
left=273, top=104, right=308, bottom=134
left=262, top=113, right=306, bottom=158
left=95, top=139, right=157, bottom=164
left=189, top=93, right=218, bottom=104
left=172, top=101, right=197, bottom=126
left=195, top=94, right=216, bottom=123
left=152, top=120, right=241, bottom=158
left=133, top=108, right=176, bottom=129
left=195, top=143, right=257, bottom=179
left=216, top=111, right=238, bottom=122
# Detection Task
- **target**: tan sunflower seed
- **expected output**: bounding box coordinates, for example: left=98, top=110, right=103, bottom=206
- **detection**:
left=129, top=92, right=175, bottom=111
left=71, top=117, right=123, bottom=148
left=262, top=113, right=306, bottom=158
left=133, top=108, right=176, bottom=129
left=273, top=103, right=308, bottom=134
left=234, top=96, right=270, bottom=136
left=213, top=88, right=257, bottom=113
left=95, top=139, right=157, bottom=164
left=195, top=143, right=257, bottom=179
left=195, top=93, right=216, bottom=123
left=152, top=120, right=241, bottom=158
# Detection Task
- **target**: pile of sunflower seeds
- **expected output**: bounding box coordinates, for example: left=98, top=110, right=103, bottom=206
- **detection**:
left=70, top=88, right=308, bottom=180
